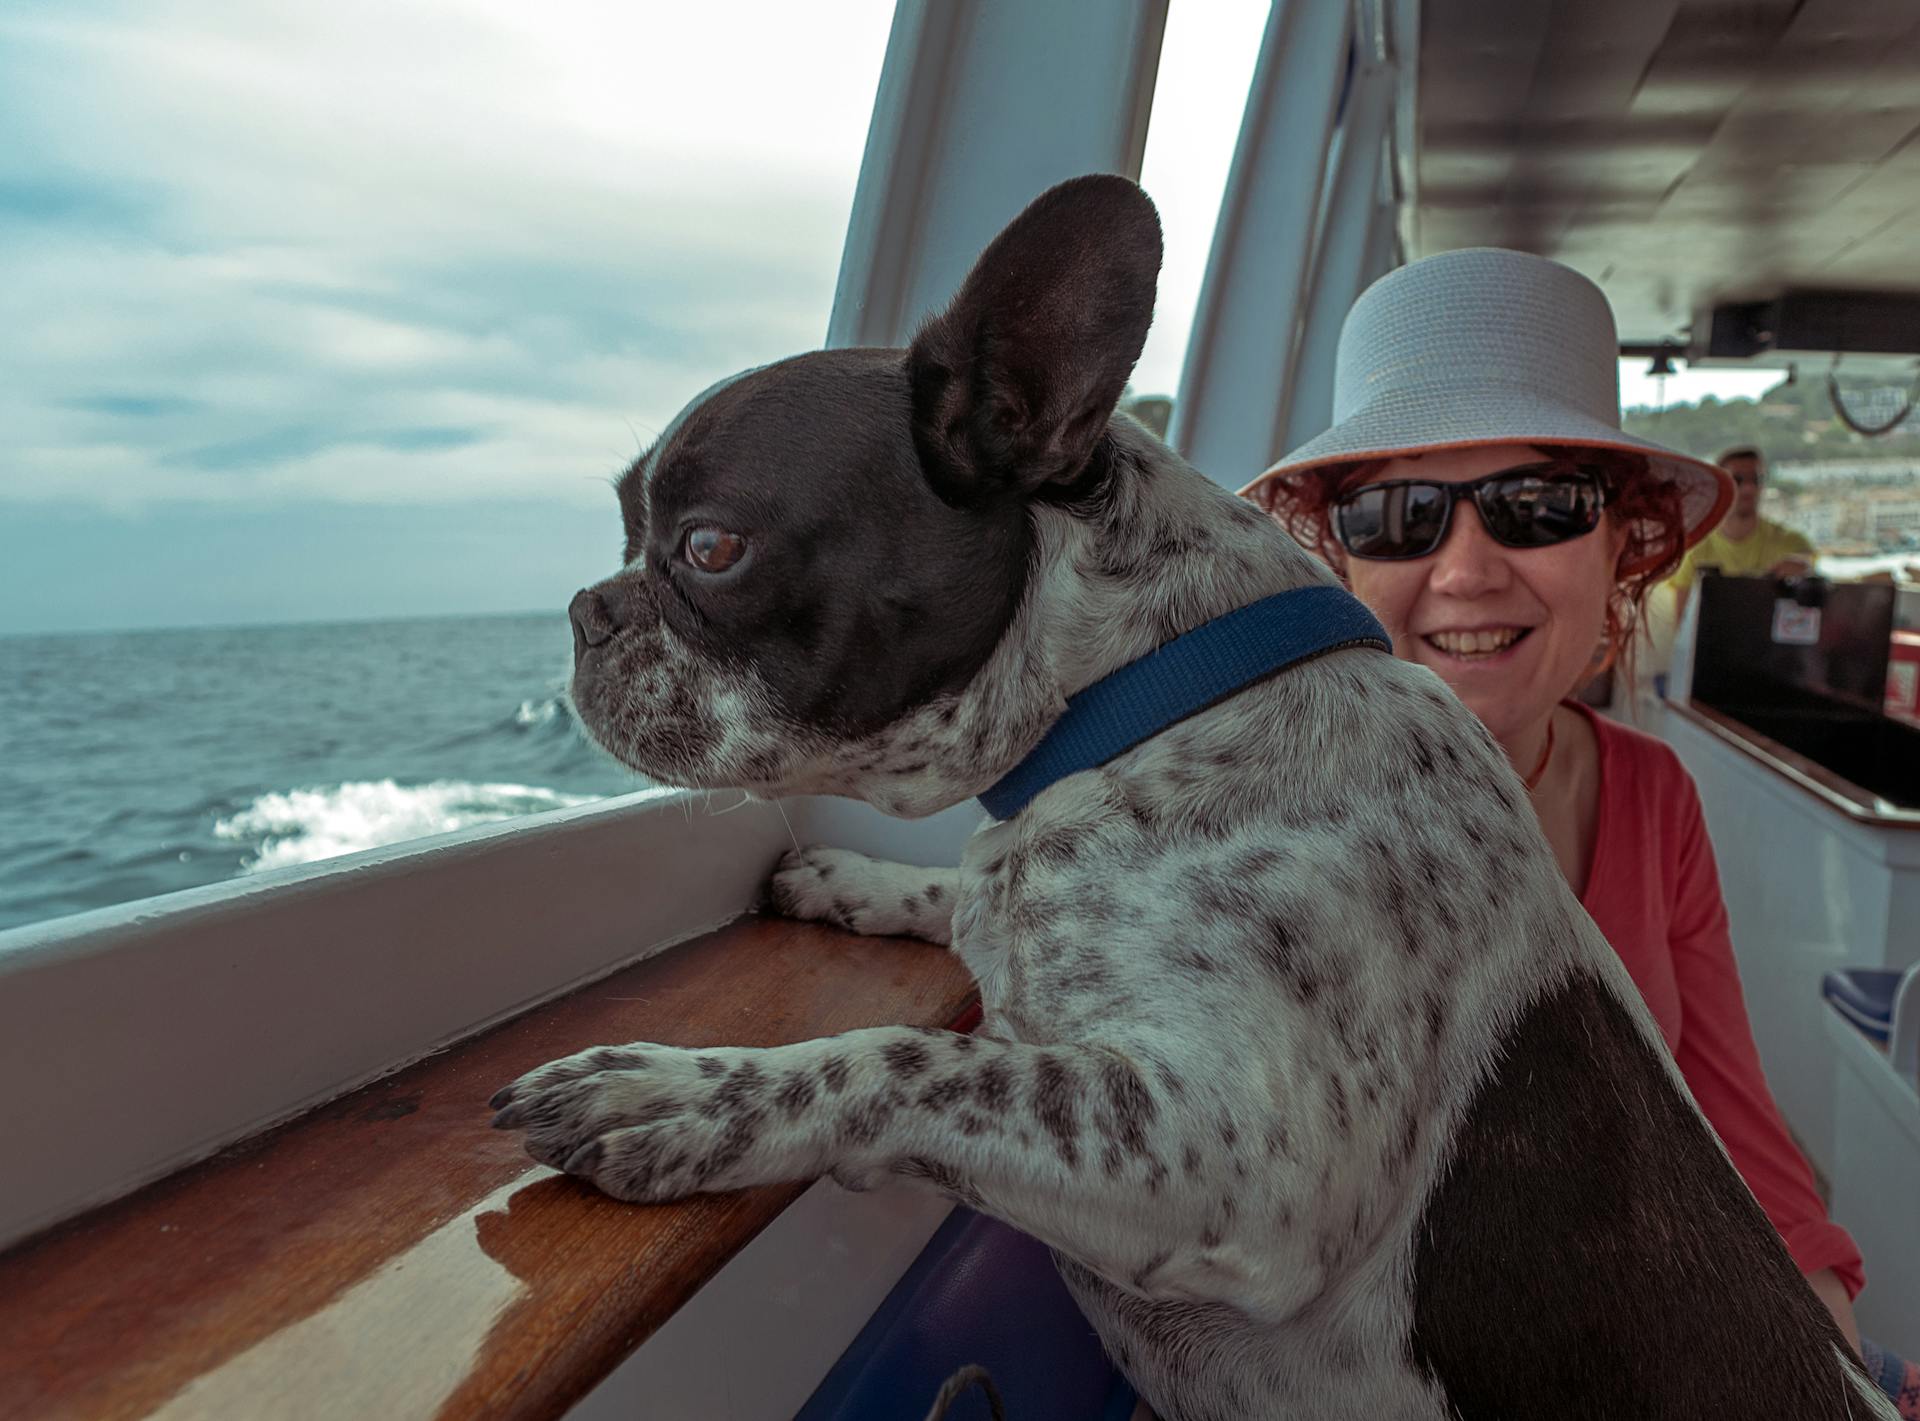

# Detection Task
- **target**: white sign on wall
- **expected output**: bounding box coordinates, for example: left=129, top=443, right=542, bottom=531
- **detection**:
left=1770, top=601, right=1823, bottom=646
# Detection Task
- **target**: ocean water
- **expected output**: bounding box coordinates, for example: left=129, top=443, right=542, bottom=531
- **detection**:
left=0, top=613, right=654, bottom=934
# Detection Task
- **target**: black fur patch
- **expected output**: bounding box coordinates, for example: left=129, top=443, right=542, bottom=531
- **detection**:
left=1029, top=1053, right=1082, bottom=1167
left=616, top=349, right=1037, bottom=738
left=775, top=1070, right=816, bottom=1116
left=881, top=1039, right=933, bottom=1077
left=918, top=1074, right=971, bottom=1112
left=974, top=1058, right=1015, bottom=1111
left=1100, top=1057, right=1157, bottom=1149
left=709, top=1058, right=765, bottom=1116
left=839, top=1095, right=895, bottom=1147
left=1409, top=972, right=1865, bottom=1417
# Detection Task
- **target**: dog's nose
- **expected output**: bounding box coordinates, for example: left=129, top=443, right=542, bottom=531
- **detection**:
left=572, top=577, right=656, bottom=658
left=569, top=587, right=617, bottom=654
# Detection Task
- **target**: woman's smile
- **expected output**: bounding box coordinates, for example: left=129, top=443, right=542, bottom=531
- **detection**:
left=1419, top=624, right=1535, bottom=661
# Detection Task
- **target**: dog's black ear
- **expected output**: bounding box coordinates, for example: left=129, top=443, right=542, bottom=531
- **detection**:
left=908, top=174, right=1162, bottom=501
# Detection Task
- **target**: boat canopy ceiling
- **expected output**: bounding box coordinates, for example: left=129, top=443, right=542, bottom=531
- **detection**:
left=1411, top=0, right=1920, bottom=355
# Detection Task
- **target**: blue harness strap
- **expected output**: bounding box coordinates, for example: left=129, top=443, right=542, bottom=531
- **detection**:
left=977, top=584, right=1390, bottom=821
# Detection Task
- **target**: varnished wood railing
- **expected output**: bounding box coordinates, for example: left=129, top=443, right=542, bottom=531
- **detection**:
left=0, top=917, right=976, bottom=1421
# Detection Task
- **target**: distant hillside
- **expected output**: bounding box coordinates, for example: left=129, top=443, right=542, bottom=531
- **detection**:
left=1116, top=378, right=1920, bottom=487
left=1623, top=373, right=1920, bottom=481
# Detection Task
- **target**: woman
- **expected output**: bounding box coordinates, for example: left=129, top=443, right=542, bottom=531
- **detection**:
left=1239, top=247, right=1917, bottom=1413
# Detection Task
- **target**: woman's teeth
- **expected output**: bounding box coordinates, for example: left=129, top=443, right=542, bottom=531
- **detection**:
left=1427, top=628, right=1527, bottom=657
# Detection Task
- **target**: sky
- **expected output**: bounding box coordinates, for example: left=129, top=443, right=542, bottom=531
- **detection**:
left=0, top=1, right=1778, bottom=636
left=1618, top=362, right=1780, bottom=413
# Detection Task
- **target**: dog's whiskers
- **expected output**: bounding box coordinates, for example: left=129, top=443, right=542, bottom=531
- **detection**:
left=774, top=800, right=801, bottom=855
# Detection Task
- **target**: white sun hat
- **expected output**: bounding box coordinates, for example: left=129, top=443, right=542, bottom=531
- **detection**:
left=1238, top=247, right=1733, bottom=552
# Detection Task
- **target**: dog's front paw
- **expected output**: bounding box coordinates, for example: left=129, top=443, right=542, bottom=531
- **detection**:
left=766, top=846, right=958, bottom=945
left=766, top=846, right=867, bottom=928
left=489, top=1044, right=809, bottom=1202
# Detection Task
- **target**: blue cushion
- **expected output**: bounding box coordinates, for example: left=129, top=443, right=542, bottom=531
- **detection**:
left=1824, top=967, right=1904, bottom=1043
left=796, top=1209, right=1138, bottom=1421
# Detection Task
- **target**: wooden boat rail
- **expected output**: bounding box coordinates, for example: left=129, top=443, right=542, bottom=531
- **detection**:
left=0, top=916, right=977, bottom=1421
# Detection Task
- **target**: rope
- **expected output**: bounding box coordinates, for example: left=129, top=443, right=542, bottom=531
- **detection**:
left=921, top=1365, right=1006, bottom=1421
left=1826, top=367, right=1919, bottom=438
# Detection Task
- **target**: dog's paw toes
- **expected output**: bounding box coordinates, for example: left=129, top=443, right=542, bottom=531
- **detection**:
left=511, top=1065, right=695, bottom=1173
left=494, top=1046, right=808, bottom=1200
left=488, top=1043, right=665, bottom=1117
left=766, top=846, right=869, bottom=930
left=552, top=1108, right=791, bottom=1203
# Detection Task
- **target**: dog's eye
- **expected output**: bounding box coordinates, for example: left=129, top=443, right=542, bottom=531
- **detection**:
left=683, top=526, right=746, bottom=573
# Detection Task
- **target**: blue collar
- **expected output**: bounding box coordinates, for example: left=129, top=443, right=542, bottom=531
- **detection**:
left=976, top=584, right=1390, bottom=820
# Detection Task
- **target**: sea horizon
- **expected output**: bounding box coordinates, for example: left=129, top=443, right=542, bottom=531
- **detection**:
left=0, top=603, right=570, bottom=643
left=0, top=610, right=648, bottom=933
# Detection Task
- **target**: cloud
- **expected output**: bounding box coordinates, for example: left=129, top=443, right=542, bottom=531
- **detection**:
left=0, top=0, right=894, bottom=511
left=0, top=0, right=1298, bottom=525
left=0, top=1, right=1302, bottom=634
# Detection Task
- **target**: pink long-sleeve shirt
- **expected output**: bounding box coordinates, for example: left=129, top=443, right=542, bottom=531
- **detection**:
left=1572, top=702, right=1865, bottom=1296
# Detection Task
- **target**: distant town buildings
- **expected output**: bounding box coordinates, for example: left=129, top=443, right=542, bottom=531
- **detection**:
left=1620, top=371, right=1920, bottom=557
left=1769, top=461, right=1920, bottom=553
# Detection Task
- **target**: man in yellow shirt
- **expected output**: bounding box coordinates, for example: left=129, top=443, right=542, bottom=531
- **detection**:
left=1670, top=446, right=1815, bottom=618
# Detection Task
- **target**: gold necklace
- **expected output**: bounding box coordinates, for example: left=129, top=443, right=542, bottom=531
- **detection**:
left=1524, top=717, right=1557, bottom=793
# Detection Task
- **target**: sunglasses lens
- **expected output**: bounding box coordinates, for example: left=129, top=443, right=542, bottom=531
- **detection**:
left=1479, top=471, right=1604, bottom=548
left=1336, top=482, right=1451, bottom=559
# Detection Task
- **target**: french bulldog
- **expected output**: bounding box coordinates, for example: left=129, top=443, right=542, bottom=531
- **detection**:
left=492, top=176, right=1891, bottom=1420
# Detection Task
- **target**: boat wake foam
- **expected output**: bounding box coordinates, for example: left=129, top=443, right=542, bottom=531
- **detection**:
left=213, top=779, right=602, bottom=872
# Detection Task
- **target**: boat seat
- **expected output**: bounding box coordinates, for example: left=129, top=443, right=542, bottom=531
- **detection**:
left=795, top=1208, right=1139, bottom=1420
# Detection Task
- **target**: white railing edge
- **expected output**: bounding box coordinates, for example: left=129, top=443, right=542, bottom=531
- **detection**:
left=0, top=790, right=779, bottom=1250
left=0, top=786, right=981, bottom=1252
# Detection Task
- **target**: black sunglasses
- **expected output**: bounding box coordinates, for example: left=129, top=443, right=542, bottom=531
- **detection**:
left=1331, top=461, right=1608, bottom=561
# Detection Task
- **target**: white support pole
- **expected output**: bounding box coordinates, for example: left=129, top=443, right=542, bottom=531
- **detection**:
left=1387, top=0, right=1422, bottom=261
left=827, top=0, right=1169, bottom=350
left=1280, top=56, right=1396, bottom=454
left=1363, top=193, right=1402, bottom=289
left=1169, top=0, right=1353, bottom=488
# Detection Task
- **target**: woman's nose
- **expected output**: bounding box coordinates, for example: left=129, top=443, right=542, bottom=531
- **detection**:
left=1425, top=501, right=1512, bottom=598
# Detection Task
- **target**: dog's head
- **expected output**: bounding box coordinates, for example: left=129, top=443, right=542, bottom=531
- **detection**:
left=568, top=175, right=1165, bottom=814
